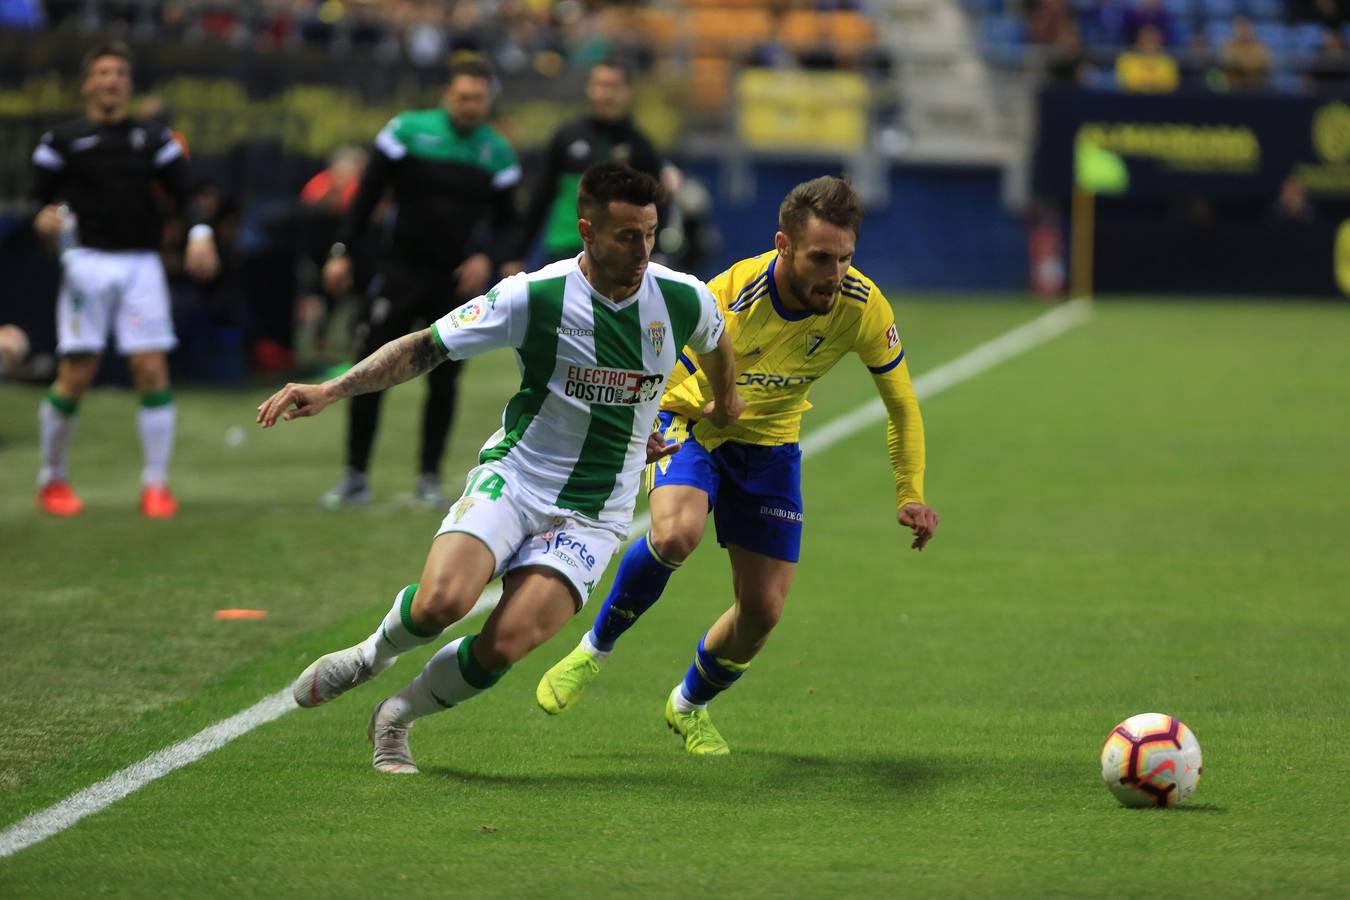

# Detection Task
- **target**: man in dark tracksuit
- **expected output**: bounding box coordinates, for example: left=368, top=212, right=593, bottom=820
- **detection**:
left=511, top=59, right=669, bottom=265
left=322, top=57, right=521, bottom=507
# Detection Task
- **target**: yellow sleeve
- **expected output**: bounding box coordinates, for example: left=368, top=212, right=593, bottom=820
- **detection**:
left=876, top=358, right=926, bottom=509
left=857, top=289, right=925, bottom=508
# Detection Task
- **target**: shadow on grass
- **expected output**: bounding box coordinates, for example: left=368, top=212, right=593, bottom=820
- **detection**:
left=422, top=749, right=947, bottom=799
left=1118, top=802, right=1227, bottom=814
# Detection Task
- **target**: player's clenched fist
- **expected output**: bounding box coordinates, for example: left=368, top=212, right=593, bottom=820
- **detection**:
left=898, top=503, right=939, bottom=551
left=257, top=383, right=337, bottom=428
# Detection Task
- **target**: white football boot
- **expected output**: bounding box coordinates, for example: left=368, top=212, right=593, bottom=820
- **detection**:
left=292, top=644, right=375, bottom=708
left=368, top=698, right=419, bottom=774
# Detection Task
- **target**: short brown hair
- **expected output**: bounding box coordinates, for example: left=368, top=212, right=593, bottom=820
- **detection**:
left=578, top=162, right=665, bottom=219
left=779, top=176, right=863, bottom=239
left=447, top=55, right=495, bottom=85
left=590, top=58, right=632, bottom=84
left=82, top=41, right=133, bottom=79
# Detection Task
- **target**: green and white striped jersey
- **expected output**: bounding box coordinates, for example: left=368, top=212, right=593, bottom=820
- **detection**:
left=432, top=256, right=725, bottom=529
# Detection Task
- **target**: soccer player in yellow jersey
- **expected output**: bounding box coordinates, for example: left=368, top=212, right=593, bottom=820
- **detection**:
left=536, top=176, right=939, bottom=753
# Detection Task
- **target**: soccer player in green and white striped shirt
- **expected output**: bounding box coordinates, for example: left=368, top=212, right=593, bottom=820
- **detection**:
left=257, top=162, right=742, bottom=774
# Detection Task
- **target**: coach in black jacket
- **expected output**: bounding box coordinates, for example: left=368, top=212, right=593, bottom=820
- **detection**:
left=511, top=59, right=673, bottom=265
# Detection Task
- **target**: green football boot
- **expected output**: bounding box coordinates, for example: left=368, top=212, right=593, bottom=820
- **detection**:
left=536, top=643, right=602, bottom=714
left=664, top=690, right=731, bottom=756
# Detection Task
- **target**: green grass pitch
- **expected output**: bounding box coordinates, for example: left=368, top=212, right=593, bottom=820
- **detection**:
left=1, top=297, right=1348, bottom=896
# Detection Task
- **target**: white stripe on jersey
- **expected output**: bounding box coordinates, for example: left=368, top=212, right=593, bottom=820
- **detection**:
left=375, top=121, right=408, bottom=160
left=493, top=163, right=522, bottom=189
left=152, top=139, right=183, bottom=168
left=33, top=141, right=64, bottom=171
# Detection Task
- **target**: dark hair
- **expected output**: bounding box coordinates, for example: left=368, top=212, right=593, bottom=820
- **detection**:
left=578, top=162, right=665, bottom=219
left=447, top=55, right=496, bottom=85
left=589, top=57, right=632, bottom=84
left=82, top=41, right=133, bottom=79
left=779, top=176, right=863, bottom=238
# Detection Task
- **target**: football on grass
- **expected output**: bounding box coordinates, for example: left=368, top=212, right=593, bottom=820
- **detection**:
left=1100, top=713, right=1203, bottom=808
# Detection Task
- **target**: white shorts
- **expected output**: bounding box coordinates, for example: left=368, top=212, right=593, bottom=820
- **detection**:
left=56, top=248, right=176, bottom=356
left=436, top=463, right=624, bottom=609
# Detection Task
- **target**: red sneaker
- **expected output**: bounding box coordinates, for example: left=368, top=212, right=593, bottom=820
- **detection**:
left=140, top=484, right=179, bottom=519
left=37, top=481, right=84, bottom=517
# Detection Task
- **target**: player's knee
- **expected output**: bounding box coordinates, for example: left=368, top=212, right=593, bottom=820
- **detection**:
left=411, top=582, right=476, bottom=630
left=55, top=355, right=98, bottom=396
left=128, top=354, right=169, bottom=391
left=737, top=597, right=785, bottom=635
left=474, top=621, right=540, bottom=668
left=649, top=523, right=702, bottom=565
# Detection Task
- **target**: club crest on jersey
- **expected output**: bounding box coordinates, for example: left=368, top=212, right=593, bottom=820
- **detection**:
left=886, top=324, right=900, bottom=349
left=645, top=321, right=667, bottom=355
left=455, top=300, right=486, bottom=325
left=806, top=333, right=827, bottom=356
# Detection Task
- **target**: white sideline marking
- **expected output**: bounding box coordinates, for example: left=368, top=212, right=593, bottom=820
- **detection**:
left=0, top=690, right=294, bottom=859
left=0, top=298, right=1090, bottom=861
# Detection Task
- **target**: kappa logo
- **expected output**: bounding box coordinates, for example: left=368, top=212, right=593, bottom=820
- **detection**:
left=646, top=321, right=667, bottom=354
left=485, top=286, right=500, bottom=309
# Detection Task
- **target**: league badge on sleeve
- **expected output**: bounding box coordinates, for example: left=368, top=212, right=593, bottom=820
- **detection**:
left=456, top=300, right=486, bottom=325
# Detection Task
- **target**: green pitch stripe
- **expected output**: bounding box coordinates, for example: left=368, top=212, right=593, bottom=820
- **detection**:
left=556, top=296, right=643, bottom=518
left=480, top=277, right=566, bottom=464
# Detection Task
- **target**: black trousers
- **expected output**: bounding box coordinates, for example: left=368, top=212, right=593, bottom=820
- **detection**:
left=346, top=258, right=465, bottom=478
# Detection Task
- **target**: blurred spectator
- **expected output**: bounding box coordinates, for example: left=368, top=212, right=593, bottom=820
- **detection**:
left=1115, top=24, right=1179, bottom=92
left=1271, top=174, right=1317, bottom=224
left=300, top=145, right=368, bottom=214
left=1308, top=26, right=1350, bottom=91
left=1221, top=17, right=1272, bottom=91
left=1123, top=0, right=1176, bottom=48
left=1028, top=0, right=1074, bottom=46
left=0, top=323, right=30, bottom=377
left=1179, top=32, right=1218, bottom=88
left=1045, top=21, right=1089, bottom=84
left=1088, top=0, right=1130, bottom=46
left=1297, top=0, right=1350, bottom=29
left=297, top=146, right=369, bottom=357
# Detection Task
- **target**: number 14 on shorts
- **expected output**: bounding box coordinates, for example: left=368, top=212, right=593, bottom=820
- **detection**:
left=465, top=469, right=506, bottom=501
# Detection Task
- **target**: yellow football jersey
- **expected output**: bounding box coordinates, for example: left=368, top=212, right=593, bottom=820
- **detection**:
left=664, top=250, right=926, bottom=508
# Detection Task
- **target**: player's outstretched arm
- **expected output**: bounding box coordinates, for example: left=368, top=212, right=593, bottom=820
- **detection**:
left=696, top=330, right=744, bottom=428
left=256, top=327, right=448, bottom=428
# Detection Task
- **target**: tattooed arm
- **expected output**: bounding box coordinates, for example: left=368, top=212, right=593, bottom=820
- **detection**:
left=256, top=328, right=448, bottom=427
